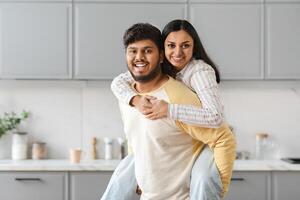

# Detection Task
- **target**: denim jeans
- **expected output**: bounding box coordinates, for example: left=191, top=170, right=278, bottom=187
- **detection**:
left=101, top=146, right=222, bottom=200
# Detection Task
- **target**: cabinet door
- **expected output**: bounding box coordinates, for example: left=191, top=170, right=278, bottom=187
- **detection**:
left=190, top=4, right=263, bottom=80
left=224, top=172, right=271, bottom=200
left=0, top=172, right=68, bottom=200
left=70, top=171, right=113, bottom=200
left=272, top=172, right=300, bottom=200
left=266, top=4, right=300, bottom=79
left=74, top=3, right=186, bottom=79
left=0, top=2, right=72, bottom=79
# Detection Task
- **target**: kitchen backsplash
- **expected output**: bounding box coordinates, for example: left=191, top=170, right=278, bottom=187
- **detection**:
left=0, top=80, right=299, bottom=159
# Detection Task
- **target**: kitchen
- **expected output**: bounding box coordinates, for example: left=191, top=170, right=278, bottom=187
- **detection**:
left=0, top=0, right=300, bottom=200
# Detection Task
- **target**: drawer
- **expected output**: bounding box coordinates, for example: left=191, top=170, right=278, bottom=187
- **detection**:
left=0, top=172, right=68, bottom=200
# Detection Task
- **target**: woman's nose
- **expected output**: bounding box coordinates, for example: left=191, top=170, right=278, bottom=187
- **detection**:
left=174, top=47, right=183, bottom=56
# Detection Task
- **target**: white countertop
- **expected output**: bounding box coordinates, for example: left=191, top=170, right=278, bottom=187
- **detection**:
left=0, top=159, right=300, bottom=171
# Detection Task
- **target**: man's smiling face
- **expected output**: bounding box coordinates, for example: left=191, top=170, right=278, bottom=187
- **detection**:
left=126, top=39, right=163, bottom=83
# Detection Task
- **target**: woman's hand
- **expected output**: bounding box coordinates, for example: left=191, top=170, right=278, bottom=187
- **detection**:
left=130, top=95, right=169, bottom=120
left=130, top=95, right=157, bottom=115
left=145, top=99, right=168, bottom=120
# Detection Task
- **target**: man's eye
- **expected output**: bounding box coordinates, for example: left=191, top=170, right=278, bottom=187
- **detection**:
left=145, top=49, right=152, bottom=54
left=128, top=50, right=136, bottom=54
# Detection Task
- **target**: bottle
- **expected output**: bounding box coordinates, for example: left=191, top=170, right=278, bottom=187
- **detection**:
left=255, top=133, right=268, bottom=160
left=104, top=137, right=113, bottom=160
left=12, top=131, right=28, bottom=160
left=117, top=137, right=126, bottom=159
left=90, top=137, right=97, bottom=160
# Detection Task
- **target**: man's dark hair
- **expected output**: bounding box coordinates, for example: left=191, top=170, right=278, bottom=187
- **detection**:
left=123, top=23, right=163, bottom=51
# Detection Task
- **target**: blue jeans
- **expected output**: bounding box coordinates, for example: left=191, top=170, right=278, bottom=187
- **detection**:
left=101, top=146, right=222, bottom=200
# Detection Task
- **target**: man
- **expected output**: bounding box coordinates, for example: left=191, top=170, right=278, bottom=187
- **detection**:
left=103, top=23, right=236, bottom=200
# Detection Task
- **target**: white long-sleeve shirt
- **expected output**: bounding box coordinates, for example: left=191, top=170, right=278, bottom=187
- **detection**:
left=111, top=59, right=224, bottom=128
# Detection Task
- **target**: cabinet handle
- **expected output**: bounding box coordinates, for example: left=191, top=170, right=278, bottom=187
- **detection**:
left=15, top=178, right=42, bottom=181
left=231, top=177, right=245, bottom=181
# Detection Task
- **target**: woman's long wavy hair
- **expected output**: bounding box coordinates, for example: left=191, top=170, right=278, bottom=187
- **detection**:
left=161, top=19, right=220, bottom=83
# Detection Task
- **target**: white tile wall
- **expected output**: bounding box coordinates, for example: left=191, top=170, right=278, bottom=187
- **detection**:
left=0, top=80, right=299, bottom=159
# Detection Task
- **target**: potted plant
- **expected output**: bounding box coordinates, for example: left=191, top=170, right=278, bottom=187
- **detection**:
left=0, top=110, right=29, bottom=138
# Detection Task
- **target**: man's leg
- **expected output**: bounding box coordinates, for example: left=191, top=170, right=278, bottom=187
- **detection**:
left=101, top=154, right=139, bottom=200
left=190, top=146, right=223, bottom=200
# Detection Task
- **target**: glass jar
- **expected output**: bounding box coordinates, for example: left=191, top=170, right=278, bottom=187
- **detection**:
left=255, top=133, right=268, bottom=160
left=32, top=142, right=47, bottom=160
left=12, top=131, right=28, bottom=160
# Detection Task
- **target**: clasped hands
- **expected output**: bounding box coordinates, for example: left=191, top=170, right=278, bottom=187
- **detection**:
left=130, top=95, right=168, bottom=120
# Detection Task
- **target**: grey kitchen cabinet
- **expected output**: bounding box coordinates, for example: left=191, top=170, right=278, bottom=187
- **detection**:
left=73, top=2, right=186, bottom=79
left=70, top=171, right=113, bottom=200
left=224, top=171, right=271, bottom=200
left=0, top=2, right=72, bottom=79
left=272, top=172, right=300, bottom=200
left=265, top=4, right=300, bottom=79
left=190, top=3, right=263, bottom=80
left=0, top=172, right=68, bottom=200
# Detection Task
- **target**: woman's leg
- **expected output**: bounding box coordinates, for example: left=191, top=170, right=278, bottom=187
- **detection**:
left=190, top=146, right=223, bottom=200
left=101, top=154, right=139, bottom=200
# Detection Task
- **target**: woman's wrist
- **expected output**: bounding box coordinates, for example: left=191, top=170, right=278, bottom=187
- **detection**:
left=129, top=95, right=141, bottom=107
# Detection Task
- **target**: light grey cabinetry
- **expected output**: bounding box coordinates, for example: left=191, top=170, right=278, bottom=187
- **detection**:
left=265, top=4, right=300, bottom=79
left=0, top=172, right=68, bottom=200
left=224, top=171, right=271, bottom=200
left=70, top=171, right=112, bottom=200
left=190, top=3, right=263, bottom=80
left=73, top=2, right=186, bottom=79
left=272, top=172, right=300, bottom=200
left=0, top=1, right=72, bottom=79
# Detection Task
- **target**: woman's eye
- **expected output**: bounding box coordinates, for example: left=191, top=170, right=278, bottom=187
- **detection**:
left=182, top=44, right=190, bottom=49
left=167, top=44, right=175, bottom=48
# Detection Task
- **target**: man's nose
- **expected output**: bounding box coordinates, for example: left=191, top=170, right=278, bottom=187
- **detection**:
left=135, top=51, right=145, bottom=60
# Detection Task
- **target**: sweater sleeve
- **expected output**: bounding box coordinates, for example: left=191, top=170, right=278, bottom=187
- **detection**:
left=169, top=67, right=224, bottom=128
left=111, top=71, right=136, bottom=105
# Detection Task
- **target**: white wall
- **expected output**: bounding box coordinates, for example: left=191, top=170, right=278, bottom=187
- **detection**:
left=0, top=80, right=299, bottom=159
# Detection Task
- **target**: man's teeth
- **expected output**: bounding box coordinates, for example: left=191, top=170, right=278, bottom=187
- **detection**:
left=135, top=63, right=146, bottom=67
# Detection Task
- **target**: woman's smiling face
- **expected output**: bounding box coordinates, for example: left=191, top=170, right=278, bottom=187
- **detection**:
left=164, top=30, right=194, bottom=70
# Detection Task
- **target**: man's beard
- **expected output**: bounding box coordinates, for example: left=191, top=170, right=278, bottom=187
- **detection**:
left=128, top=62, right=162, bottom=83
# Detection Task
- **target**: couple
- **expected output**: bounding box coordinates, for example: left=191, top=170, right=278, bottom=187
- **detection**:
left=103, top=20, right=236, bottom=200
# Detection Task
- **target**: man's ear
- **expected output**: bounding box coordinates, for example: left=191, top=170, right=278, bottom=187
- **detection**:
left=159, top=51, right=164, bottom=63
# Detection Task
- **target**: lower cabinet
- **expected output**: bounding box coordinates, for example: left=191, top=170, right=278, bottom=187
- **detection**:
left=272, top=172, right=300, bottom=200
left=224, top=172, right=271, bottom=200
left=0, top=172, right=68, bottom=200
left=69, top=171, right=112, bottom=200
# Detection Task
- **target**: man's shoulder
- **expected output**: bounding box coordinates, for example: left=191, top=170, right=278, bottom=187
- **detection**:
left=163, top=77, right=201, bottom=106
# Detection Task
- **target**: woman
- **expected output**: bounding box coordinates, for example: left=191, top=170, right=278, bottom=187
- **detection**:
left=103, top=20, right=235, bottom=200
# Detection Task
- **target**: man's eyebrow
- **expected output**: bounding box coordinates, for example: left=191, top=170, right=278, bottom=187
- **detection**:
left=143, top=46, right=155, bottom=49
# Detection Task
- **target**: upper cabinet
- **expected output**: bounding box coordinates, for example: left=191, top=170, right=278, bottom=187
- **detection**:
left=190, top=3, right=263, bottom=80
left=73, top=2, right=186, bottom=79
left=0, top=0, right=299, bottom=80
left=265, top=4, right=300, bottom=79
left=0, top=1, right=72, bottom=79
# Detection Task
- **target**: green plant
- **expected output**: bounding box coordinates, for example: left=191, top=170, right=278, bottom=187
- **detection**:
left=0, top=111, right=29, bottom=138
